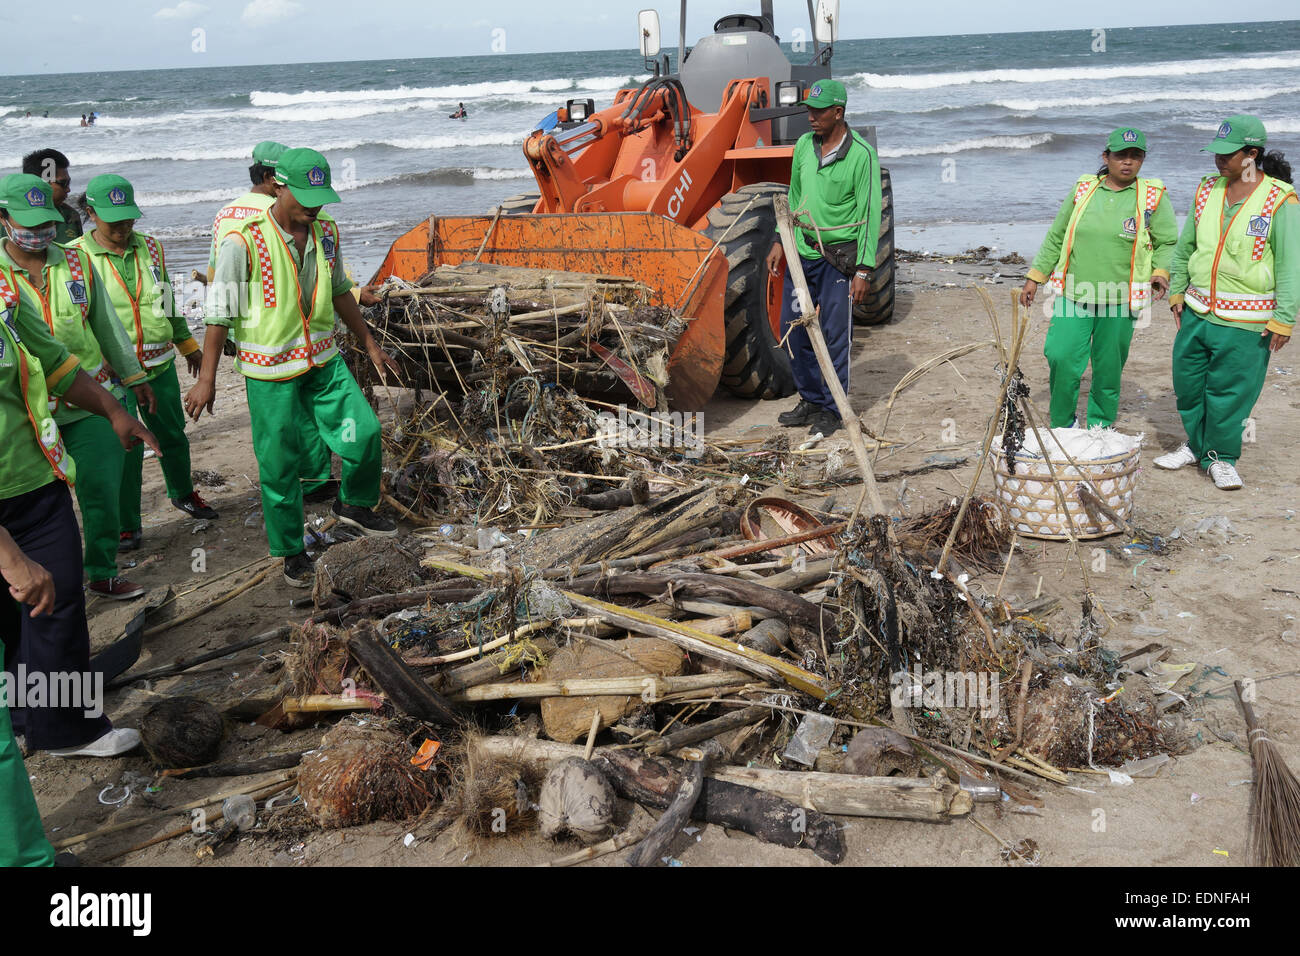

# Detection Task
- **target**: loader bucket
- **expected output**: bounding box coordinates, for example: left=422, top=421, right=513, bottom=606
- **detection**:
left=370, top=212, right=728, bottom=411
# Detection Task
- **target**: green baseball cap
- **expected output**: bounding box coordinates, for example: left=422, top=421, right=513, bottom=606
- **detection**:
left=801, top=79, right=847, bottom=110
left=0, top=174, right=63, bottom=227
left=85, top=174, right=143, bottom=222
left=1106, top=127, right=1147, bottom=152
left=275, top=148, right=340, bottom=207
left=252, top=140, right=287, bottom=167
left=1203, top=114, right=1267, bottom=155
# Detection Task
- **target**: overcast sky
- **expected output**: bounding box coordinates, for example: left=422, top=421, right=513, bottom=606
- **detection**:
left=0, top=0, right=1284, bottom=75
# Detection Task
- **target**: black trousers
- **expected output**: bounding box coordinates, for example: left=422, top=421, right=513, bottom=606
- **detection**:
left=0, top=480, right=111, bottom=750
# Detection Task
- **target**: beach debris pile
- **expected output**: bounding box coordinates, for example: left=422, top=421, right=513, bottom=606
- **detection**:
left=68, top=287, right=1204, bottom=868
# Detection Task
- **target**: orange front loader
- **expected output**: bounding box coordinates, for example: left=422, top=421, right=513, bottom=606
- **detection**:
left=371, top=3, right=894, bottom=410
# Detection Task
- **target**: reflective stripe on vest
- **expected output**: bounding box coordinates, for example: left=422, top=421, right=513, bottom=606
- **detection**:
left=1048, top=176, right=1163, bottom=314
left=93, top=233, right=174, bottom=367
left=61, top=248, right=90, bottom=321
left=233, top=215, right=337, bottom=380
left=0, top=269, right=73, bottom=485
left=1185, top=174, right=1295, bottom=325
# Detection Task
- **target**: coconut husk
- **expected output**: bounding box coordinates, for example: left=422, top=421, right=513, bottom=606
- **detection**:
left=1019, top=674, right=1165, bottom=767
left=312, top=535, right=425, bottom=609
left=139, top=697, right=227, bottom=769
left=539, top=637, right=685, bottom=743
left=437, top=730, right=540, bottom=841
left=538, top=757, right=616, bottom=844
left=297, top=721, right=434, bottom=828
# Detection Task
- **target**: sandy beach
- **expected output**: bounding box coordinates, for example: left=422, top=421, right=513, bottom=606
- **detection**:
left=26, top=252, right=1297, bottom=868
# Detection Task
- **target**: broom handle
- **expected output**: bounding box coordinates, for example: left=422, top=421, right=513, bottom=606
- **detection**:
left=1234, top=680, right=1264, bottom=739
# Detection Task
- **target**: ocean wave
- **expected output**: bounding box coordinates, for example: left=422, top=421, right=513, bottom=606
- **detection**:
left=852, top=52, right=1300, bottom=90
left=880, top=134, right=1054, bottom=158
left=994, top=85, right=1300, bottom=111
left=248, top=74, right=647, bottom=107
left=133, top=167, right=532, bottom=208
left=1190, top=118, right=1300, bottom=134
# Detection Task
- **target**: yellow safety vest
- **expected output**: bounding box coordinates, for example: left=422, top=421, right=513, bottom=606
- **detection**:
left=1049, top=175, right=1165, bottom=315
left=73, top=232, right=174, bottom=369
left=0, top=268, right=75, bottom=485
left=11, top=247, right=113, bottom=416
left=1185, top=174, right=1296, bottom=326
left=229, top=212, right=339, bottom=381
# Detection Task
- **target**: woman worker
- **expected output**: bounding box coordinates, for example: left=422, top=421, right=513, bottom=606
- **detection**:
left=72, top=174, right=219, bottom=550
left=0, top=174, right=156, bottom=600
left=0, top=188, right=160, bottom=756
left=1021, top=127, right=1177, bottom=429
left=1154, top=115, right=1296, bottom=490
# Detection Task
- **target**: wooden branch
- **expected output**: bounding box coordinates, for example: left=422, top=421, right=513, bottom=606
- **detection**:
left=451, top=671, right=751, bottom=703
left=712, top=767, right=972, bottom=821
left=627, top=741, right=721, bottom=866
left=346, top=622, right=460, bottom=725
left=644, top=705, right=770, bottom=756
left=107, top=625, right=291, bottom=690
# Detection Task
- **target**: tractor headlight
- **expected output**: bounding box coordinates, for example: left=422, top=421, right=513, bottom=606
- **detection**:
left=777, top=83, right=802, bottom=106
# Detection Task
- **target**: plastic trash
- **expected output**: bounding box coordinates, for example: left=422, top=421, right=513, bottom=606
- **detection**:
left=222, top=794, right=257, bottom=831
left=1117, top=754, right=1171, bottom=778
left=1131, top=625, right=1168, bottom=637
left=477, top=528, right=511, bottom=550
left=782, top=713, right=836, bottom=768
left=243, top=510, right=263, bottom=529
left=958, top=774, right=1002, bottom=803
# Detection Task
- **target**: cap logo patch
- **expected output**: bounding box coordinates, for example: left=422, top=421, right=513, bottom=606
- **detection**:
left=1217, top=122, right=1232, bottom=139
left=1122, top=129, right=1137, bottom=143
left=811, top=84, right=822, bottom=97
left=25, top=187, right=46, bottom=208
left=307, top=166, right=326, bottom=187
left=108, top=187, right=127, bottom=206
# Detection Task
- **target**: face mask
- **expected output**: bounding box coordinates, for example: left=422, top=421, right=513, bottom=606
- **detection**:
left=4, top=221, right=57, bottom=253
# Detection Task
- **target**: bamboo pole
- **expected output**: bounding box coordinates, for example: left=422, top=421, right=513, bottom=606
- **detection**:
left=774, top=197, right=889, bottom=529
left=451, top=672, right=751, bottom=703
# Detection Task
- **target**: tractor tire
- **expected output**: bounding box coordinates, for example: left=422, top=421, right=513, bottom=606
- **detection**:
left=853, top=167, right=895, bottom=326
left=705, top=183, right=796, bottom=400
left=496, top=192, right=540, bottom=215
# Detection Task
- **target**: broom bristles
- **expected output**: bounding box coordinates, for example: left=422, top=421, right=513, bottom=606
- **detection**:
left=1248, top=727, right=1300, bottom=868
left=1237, top=682, right=1300, bottom=868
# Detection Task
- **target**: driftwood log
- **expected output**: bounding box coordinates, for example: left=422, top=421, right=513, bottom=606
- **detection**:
left=626, top=741, right=722, bottom=866
left=346, top=622, right=460, bottom=726
left=473, top=736, right=844, bottom=862
left=643, top=705, right=771, bottom=757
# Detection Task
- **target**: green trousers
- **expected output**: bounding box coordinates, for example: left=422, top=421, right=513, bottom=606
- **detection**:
left=1172, top=312, right=1271, bottom=467
left=246, top=356, right=381, bottom=557
left=1043, top=297, right=1135, bottom=428
left=0, top=684, right=55, bottom=867
left=60, top=410, right=127, bottom=582
left=120, top=361, right=194, bottom=531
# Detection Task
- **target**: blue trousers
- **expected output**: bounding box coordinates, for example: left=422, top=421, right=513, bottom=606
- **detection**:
left=780, top=256, right=851, bottom=413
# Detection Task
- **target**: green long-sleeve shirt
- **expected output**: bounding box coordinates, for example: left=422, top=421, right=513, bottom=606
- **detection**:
left=1170, top=191, right=1299, bottom=336
left=780, top=129, right=882, bottom=271
left=1028, top=177, right=1178, bottom=310
left=0, top=243, right=145, bottom=426
left=0, top=276, right=81, bottom=500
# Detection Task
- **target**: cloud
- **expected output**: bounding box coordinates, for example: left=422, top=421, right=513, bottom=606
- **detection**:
left=154, top=1, right=208, bottom=18
left=241, top=0, right=304, bottom=27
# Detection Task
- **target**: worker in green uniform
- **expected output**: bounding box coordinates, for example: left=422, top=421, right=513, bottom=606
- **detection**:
left=0, top=174, right=155, bottom=600
left=1156, top=115, right=1297, bottom=490
left=21, top=148, right=82, bottom=245
left=1021, top=128, right=1178, bottom=429
left=0, top=245, right=159, bottom=762
left=186, top=148, right=400, bottom=587
left=766, top=79, right=882, bottom=438
left=71, top=174, right=218, bottom=551
left=207, top=141, right=337, bottom=503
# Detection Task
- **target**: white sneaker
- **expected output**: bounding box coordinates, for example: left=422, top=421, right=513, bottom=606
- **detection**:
left=1153, top=443, right=1197, bottom=470
left=1208, top=460, right=1243, bottom=490
left=47, top=728, right=141, bottom=758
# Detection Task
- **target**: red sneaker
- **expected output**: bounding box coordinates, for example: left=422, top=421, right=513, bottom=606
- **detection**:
left=172, top=492, right=219, bottom=519
left=88, top=577, right=146, bottom=601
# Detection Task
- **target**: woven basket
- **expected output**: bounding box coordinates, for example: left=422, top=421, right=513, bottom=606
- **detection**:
left=989, top=437, right=1140, bottom=540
